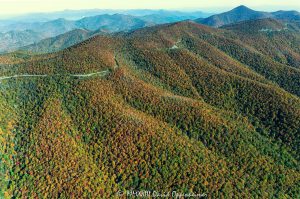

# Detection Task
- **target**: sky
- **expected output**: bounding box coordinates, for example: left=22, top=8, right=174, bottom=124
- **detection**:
left=0, top=0, right=300, bottom=16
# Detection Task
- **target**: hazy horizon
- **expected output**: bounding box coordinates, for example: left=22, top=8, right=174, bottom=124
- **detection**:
left=0, top=0, right=300, bottom=18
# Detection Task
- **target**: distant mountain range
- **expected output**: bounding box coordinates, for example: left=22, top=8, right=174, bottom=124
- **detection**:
left=0, top=11, right=211, bottom=53
left=0, top=14, right=151, bottom=53
left=0, top=14, right=151, bottom=35
left=0, top=30, right=43, bottom=53
left=0, top=10, right=211, bottom=33
left=1, top=6, right=300, bottom=54
left=19, top=29, right=108, bottom=54
left=196, top=5, right=300, bottom=27
left=0, top=9, right=211, bottom=22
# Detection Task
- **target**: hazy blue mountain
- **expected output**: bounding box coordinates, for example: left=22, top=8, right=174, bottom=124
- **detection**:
left=0, top=9, right=212, bottom=34
left=124, top=9, right=211, bottom=18
left=196, top=5, right=300, bottom=27
left=0, top=9, right=125, bottom=23
left=4, top=6, right=300, bottom=54
left=0, top=14, right=152, bottom=53
left=75, top=14, right=152, bottom=32
left=0, top=18, right=76, bottom=36
left=196, top=6, right=271, bottom=27
left=0, top=30, right=43, bottom=53
left=0, top=14, right=153, bottom=34
left=272, top=10, right=300, bottom=21
left=1, top=11, right=209, bottom=53
left=141, top=14, right=203, bottom=24
left=0, top=9, right=212, bottom=23
left=19, top=29, right=107, bottom=54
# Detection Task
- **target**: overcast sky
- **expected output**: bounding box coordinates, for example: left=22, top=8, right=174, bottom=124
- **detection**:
left=1, top=0, right=299, bottom=16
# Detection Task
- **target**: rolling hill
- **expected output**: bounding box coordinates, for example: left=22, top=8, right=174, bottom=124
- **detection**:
left=0, top=20, right=299, bottom=198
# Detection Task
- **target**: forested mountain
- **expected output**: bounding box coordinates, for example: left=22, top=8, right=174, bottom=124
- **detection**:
left=222, top=18, right=300, bottom=69
left=222, top=18, right=288, bottom=32
left=0, top=19, right=299, bottom=198
left=196, top=5, right=300, bottom=27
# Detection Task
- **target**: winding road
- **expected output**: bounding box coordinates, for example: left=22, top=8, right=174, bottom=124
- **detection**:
left=0, top=74, right=48, bottom=81
left=0, top=53, right=120, bottom=82
left=0, top=70, right=110, bottom=82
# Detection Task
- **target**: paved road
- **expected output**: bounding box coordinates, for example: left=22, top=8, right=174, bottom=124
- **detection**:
left=0, top=74, right=48, bottom=81
left=70, top=70, right=109, bottom=77
left=0, top=54, right=120, bottom=82
left=0, top=70, right=110, bottom=81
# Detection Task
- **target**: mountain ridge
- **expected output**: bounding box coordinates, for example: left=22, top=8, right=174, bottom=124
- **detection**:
left=0, top=12, right=208, bottom=53
left=0, top=20, right=300, bottom=197
left=196, top=5, right=300, bottom=27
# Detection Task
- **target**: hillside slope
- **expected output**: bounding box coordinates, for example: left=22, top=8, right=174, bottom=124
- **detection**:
left=222, top=18, right=300, bottom=68
left=0, top=21, right=299, bottom=198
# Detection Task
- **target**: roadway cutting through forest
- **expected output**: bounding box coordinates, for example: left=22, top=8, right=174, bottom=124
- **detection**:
left=0, top=70, right=110, bottom=81
left=0, top=54, right=120, bottom=82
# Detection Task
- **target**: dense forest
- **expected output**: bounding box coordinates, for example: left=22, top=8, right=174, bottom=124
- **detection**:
left=0, top=19, right=300, bottom=198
